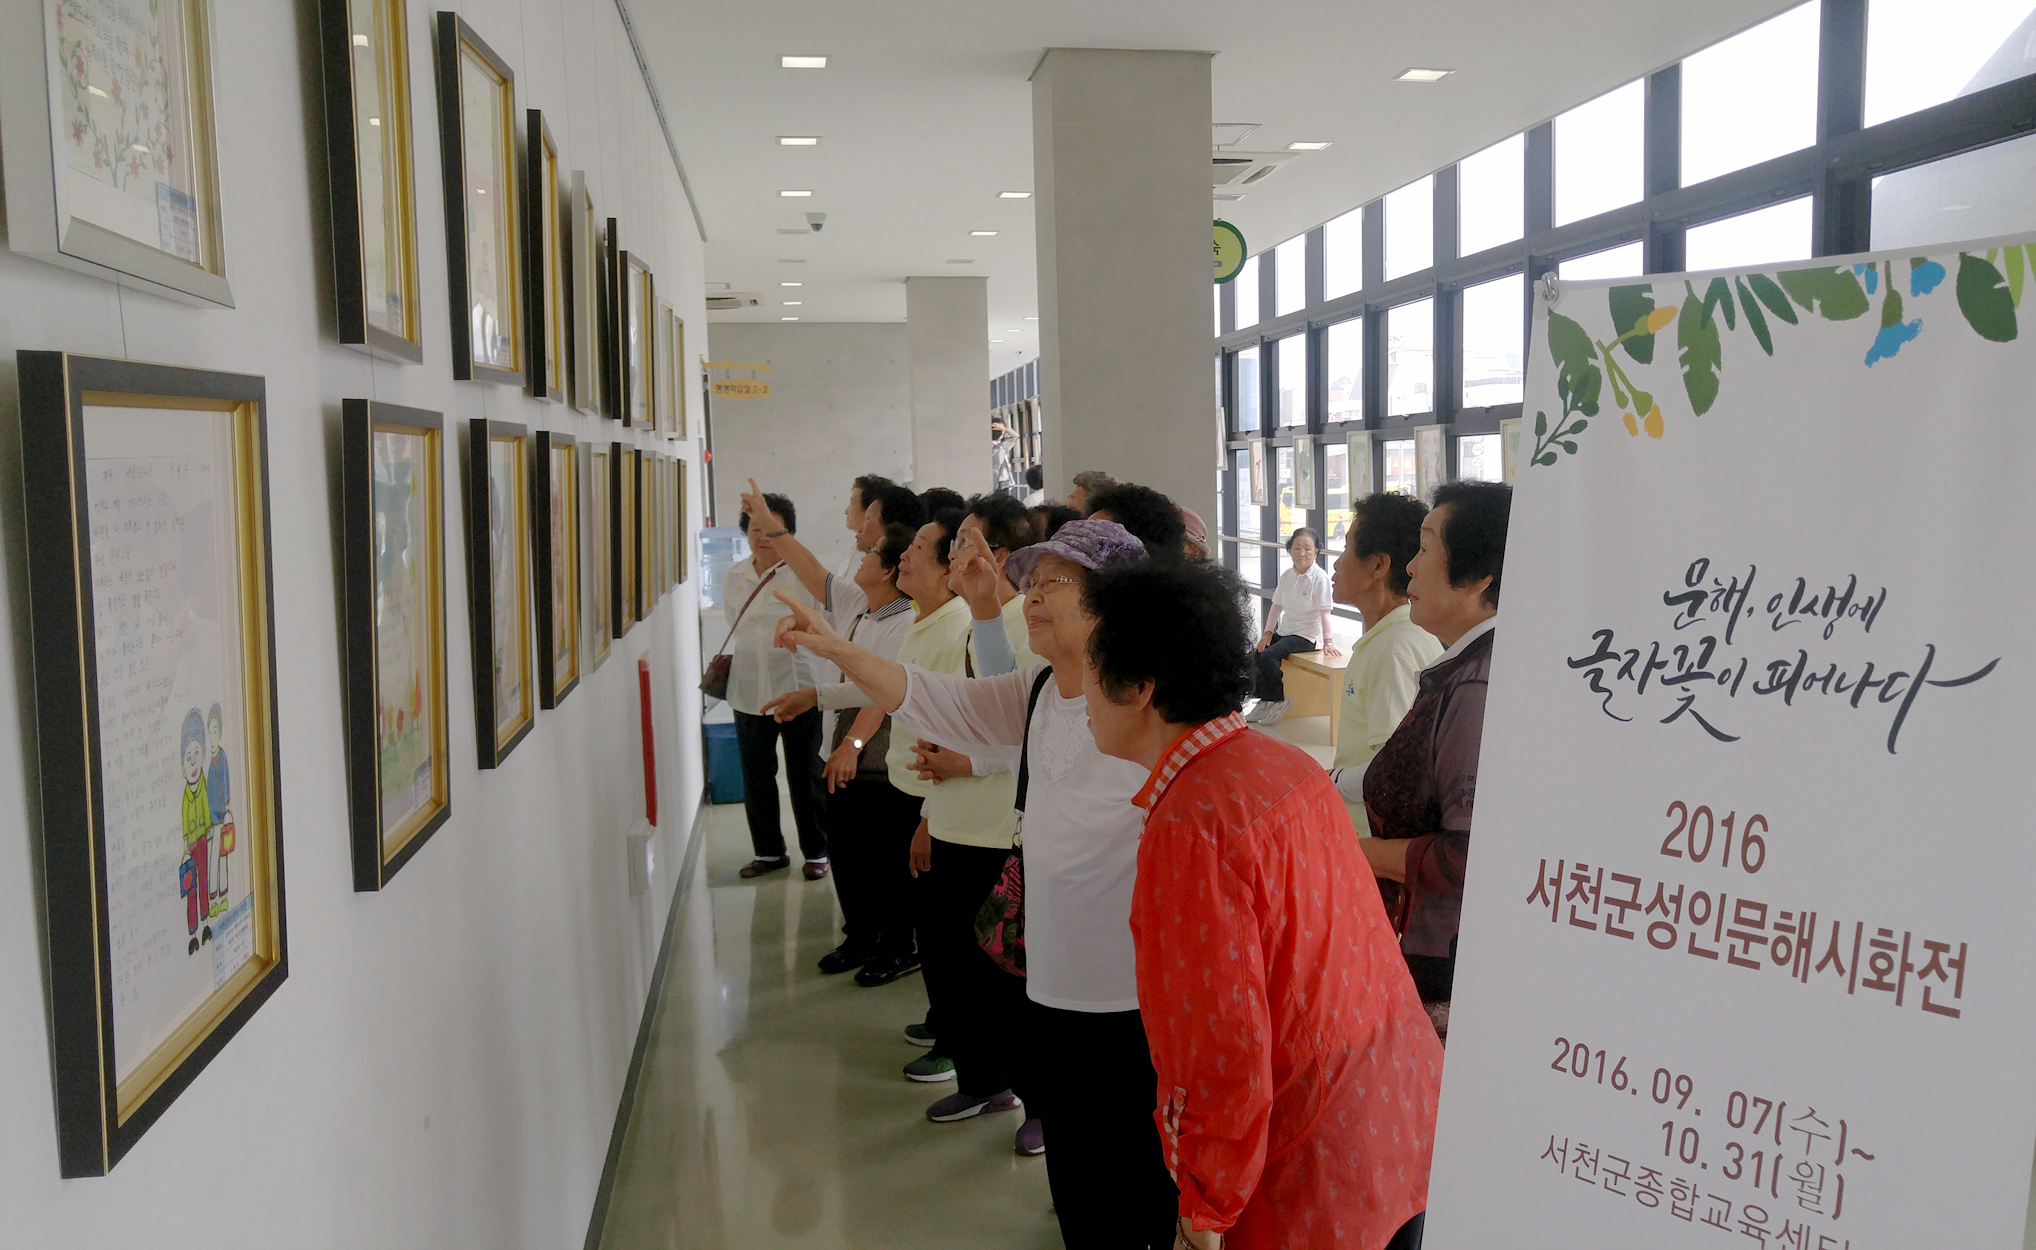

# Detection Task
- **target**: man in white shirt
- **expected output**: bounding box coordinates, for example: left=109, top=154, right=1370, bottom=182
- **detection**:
left=1248, top=527, right=1338, bottom=724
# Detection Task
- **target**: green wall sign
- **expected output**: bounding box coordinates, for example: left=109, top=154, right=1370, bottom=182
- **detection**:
left=1214, top=220, right=1247, bottom=284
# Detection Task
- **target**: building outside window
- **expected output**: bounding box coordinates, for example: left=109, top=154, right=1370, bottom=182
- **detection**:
left=1387, top=299, right=1435, bottom=417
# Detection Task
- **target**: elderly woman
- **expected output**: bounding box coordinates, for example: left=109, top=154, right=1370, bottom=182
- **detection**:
left=774, top=520, right=1181, bottom=1248
left=1248, top=527, right=1337, bottom=725
left=1361, top=479, right=1511, bottom=1040
left=1081, top=557, right=1440, bottom=1250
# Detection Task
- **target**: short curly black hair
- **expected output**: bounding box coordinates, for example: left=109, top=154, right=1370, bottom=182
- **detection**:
left=1349, top=492, right=1428, bottom=596
left=918, top=486, right=966, bottom=516
left=853, top=474, right=896, bottom=508
left=1084, top=559, right=1253, bottom=724
left=866, top=483, right=926, bottom=532
left=739, top=492, right=797, bottom=535
left=965, top=493, right=1037, bottom=552
left=1083, top=482, right=1187, bottom=559
left=1429, top=479, right=1512, bottom=608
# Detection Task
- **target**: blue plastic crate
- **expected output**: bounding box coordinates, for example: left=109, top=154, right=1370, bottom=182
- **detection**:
left=704, top=721, right=745, bottom=804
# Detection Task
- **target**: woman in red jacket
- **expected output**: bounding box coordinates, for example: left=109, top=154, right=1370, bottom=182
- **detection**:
left=1081, top=559, right=1442, bottom=1250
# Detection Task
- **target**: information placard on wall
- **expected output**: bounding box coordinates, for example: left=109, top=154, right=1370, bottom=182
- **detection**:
left=1427, top=239, right=2036, bottom=1248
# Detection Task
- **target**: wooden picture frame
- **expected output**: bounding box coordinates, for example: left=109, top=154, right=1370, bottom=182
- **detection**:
left=0, top=0, right=232, bottom=306
left=599, top=217, right=621, bottom=420
left=466, top=419, right=534, bottom=766
left=587, top=446, right=612, bottom=669
left=319, top=0, right=423, bottom=362
left=522, top=109, right=565, bottom=400
left=621, top=251, right=654, bottom=428
left=654, top=302, right=676, bottom=437
left=1248, top=438, right=1268, bottom=506
left=340, top=400, right=450, bottom=890
left=676, top=458, right=690, bottom=585
left=532, top=430, right=581, bottom=707
left=636, top=449, right=656, bottom=618
left=672, top=315, right=689, bottom=438
left=610, top=442, right=636, bottom=635
left=567, top=172, right=600, bottom=415
left=18, top=352, right=287, bottom=1175
left=1294, top=433, right=1317, bottom=508
left=433, top=12, right=522, bottom=385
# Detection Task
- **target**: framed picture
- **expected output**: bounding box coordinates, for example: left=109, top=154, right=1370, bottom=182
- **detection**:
left=663, top=457, right=678, bottom=589
left=1247, top=439, right=1268, bottom=507
left=654, top=302, right=676, bottom=437
left=621, top=251, right=654, bottom=428
left=1414, top=423, right=1446, bottom=503
left=433, top=13, right=522, bottom=385
left=676, top=459, right=690, bottom=584
left=532, top=431, right=581, bottom=708
left=0, top=0, right=232, bottom=306
left=522, top=109, right=565, bottom=400
left=465, top=419, right=534, bottom=766
left=1499, top=415, right=1522, bottom=485
left=318, top=0, right=422, bottom=362
left=599, top=217, right=621, bottom=420
left=567, top=173, right=600, bottom=415
left=672, top=316, right=689, bottom=438
left=1294, top=433, right=1317, bottom=508
left=610, top=443, right=637, bottom=635
left=1346, top=430, right=1374, bottom=499
left=17, top=352, right=286, bottom=1175
left=637, top=449, right=657, bottom=618
left=586, top=446, right=611, bottom=670
left=340, top=400, right=450, bottom=890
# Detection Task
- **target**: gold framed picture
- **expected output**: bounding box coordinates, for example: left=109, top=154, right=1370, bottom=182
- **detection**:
left=1248, top=438, right=1268, bottom=506
left=611, top=442, right=637, bottom=634
left=340, top=400, right=450, bottom=889
left=587, top=446, right=611, bottom=670
left=655, top=301, right=676, bottom=436
left=466, top=419, right=534, bottom=765
left=19, top=352, right=287, bottom=1175
left=433, top=13, right=521, bottom=385
left=1, top=0, right=232, bottom=305
left=533, top=430, right=581, bottom=707
left=622, top=251, right=654, bottom=427
left=567, top=173, right=600, bottom=415
left=523, top=108, right=566, bottom=400
left=320, top=0, right=422, bottom=361
left=676, top=458, right=690, bottom=585
left=673, top=315, right=689, bottom=438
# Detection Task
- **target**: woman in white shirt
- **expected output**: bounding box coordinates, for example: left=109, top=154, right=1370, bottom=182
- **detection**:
left=1249, top=527, right=1338, bottom=725
left=721, top=493, right=828, bottom=879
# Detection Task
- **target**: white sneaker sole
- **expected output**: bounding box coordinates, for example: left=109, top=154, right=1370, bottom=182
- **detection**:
left=905, top=1066, right=956, bottom=1083
left=903, top=1028, right=937, bottom=1047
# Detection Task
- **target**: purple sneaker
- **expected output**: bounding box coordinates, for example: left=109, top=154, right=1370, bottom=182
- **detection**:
left=926, top=1089, right=1021, bottom=1123
left=1014, top=1116, right=1045, bottom=1156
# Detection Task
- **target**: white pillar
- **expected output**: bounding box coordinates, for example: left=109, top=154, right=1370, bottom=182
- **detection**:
left=1031, top=47, right=1215, bottom=524
left=905, top=275, right=990, bottom=495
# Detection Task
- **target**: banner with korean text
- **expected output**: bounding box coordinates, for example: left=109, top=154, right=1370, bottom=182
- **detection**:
left=1426, top=237, right=2036, bottom=1249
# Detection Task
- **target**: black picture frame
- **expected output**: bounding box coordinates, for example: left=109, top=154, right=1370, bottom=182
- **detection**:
left=340, top=400, right=452, bottom=890
left=600, top=217, right=622, bottom=420
left=523, top=108, right=565, bottom=401
left=433, top=12, right=523, bottom=386
left=610, top=442, right=636, bottom=636
left=532, top=430, right=582, bottom=709
left=319, top=0, right=424, bottom=363
left=18, top=351, right=289, bottom=1177
left=466, top=418, right=536, bottom=766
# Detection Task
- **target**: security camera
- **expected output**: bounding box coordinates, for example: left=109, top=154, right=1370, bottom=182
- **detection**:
left=806, top=212, right=826, bottom=233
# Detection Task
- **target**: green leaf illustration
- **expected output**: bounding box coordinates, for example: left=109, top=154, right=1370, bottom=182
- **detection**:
left=1956, top=253, right=2018, bottom=342
left=1736, top=277, right=1774, bottom=355
left=1678, top=285, right=1723, bottom=416
left=1702, top=277, right=1737, bottom=331
left=1880, top=272, right=1905, bottom=331
left=1744, top=273, right=1798, bottom=326
left=1534, top=410, right=1548, bottom=436
left=1534, top=453, right=1558, bottom=467
left=1609, top=284, right=1657, bottom=364
left=2007, top=245, right=2026, bottom=308
left=1776, top=266, right=1870, bottom=321
left=1547, top=312, right=1602, bottom=417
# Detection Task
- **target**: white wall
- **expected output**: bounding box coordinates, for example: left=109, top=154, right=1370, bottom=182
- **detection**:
left=905, top=276, right=991, bottom=497
left=0, top=0, right=706, bottom=1245
left=708, top=323, right=911, bottom=574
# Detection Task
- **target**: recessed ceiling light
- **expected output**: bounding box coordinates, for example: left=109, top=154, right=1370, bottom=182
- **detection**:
left=1286, top=141, right=1333, bottom=151
left=998, top=191, right=1032, bottom=199
left=782, top=301, right=802, bottom=306
left=970, top=230, right=999, bottom=237
left=782, top=316, right=800, bottom=320
left=779, top=189, right=813, bottom=197
left=990, top=339, right=1004, bottom=344
left=1024, top=316, right=1038, bottom=321
left=781, top=56, right=827, bottom=69
left=778, top=136, right=819, bottom=146
left=781, top=281, right=803, bottom=287
left=1395, top=67, right=1454, bottom=82
left=1004, top=328, right=1021, bottom=333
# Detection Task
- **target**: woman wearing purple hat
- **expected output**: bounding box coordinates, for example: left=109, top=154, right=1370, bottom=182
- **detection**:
left=773, top=518, right=1179, bottom=1249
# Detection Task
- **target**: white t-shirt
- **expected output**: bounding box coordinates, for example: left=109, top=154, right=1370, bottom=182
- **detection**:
left=1271, top=562, right=1333, bottom=644
left=898, top=662, right=1149, bottom=1012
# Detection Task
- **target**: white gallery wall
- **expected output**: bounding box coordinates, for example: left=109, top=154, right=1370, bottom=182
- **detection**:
left=708, top=322, right=911, bottom=574
left=0, top=0, right=707, bottom=1245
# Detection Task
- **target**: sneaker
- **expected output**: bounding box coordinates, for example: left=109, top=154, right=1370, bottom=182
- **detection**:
left=816, top=944, right=871, bottom=975
left=853, top=954, right=921, bottom=987
left=802, top=859, right=830, bottom=881
left=1254, top=698, right=1291, bottom=726
left=739, top=856, right=791, bottom=879
left=926, top=1089, right=1020, bottom=1123
left=903, top=1053, right=956, bottom=1083
left=1014, top=1117, right=1045, bottom=1156
left=902, top=1021, right=937, bottom=1047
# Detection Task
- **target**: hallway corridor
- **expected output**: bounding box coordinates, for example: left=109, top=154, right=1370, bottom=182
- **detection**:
left=594, top=796, right=1060, bottom=1250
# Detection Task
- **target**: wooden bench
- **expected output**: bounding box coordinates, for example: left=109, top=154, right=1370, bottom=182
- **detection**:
left=1281, top=647, right=1352, bottom=748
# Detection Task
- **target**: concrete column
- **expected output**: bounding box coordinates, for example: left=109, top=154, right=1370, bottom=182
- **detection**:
left=1031, top=48, right=1215, bottom=524
left=905, top=275, right=990, bottom=495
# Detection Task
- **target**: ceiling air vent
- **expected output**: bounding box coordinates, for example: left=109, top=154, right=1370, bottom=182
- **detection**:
left=707, top=291, right=761, bottom=311
left=1212, top=151, right=1299, bottom=188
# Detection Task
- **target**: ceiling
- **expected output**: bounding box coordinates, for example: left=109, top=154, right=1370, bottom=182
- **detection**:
left=630, top=0, right=1801, bottom=374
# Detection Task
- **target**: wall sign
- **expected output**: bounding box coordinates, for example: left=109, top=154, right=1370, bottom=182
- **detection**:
left=1214, top=219, right=1247, bottom=284
left=710, top=379, right=770, bottom=399
left=1426, top=240, right=2036, bottom=1248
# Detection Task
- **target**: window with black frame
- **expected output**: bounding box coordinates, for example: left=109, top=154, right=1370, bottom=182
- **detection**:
left=1214, top=0, right=2036, bottom=618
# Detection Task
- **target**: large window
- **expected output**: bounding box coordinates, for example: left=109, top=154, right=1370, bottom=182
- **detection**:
left=1234, top=255, right=1261, bottom=330
left=1325, top=205, right=1364, bottom=299
left=1274, top=236, right=1306, bottom=317
left=1386, top=300, right=1434, bottom=417
left=1324, top=440, right=1353, bottom=548
left=1554, top=80, right=1644, bottom=226
left=1385, top=177, right=1435, bottom=280
left=1683, top=4, right=1820, bottom=185
left=1457, top=433, right=1503, bottom=482
left=1866, top=0, right=2036, bottom=126
left=1326, top=317, right=1363, bottom=424
left=1461, top=274, right=1524, bottom=408
left=1383, top=439, right=1416, bottom=496
left=1459, top=135, right=1525, bottom=256
left=1275, top=334, right=1306, bottom=428
left=1275, top=446, right=1299, bottom=538
left=1685, top=197, right=1813, bottom=271
left=1234, top=345, right=1261, bottom=432
left=1560, top=242, right=1645, bottom=281
left=1872, top=129, right=2036, bottom=248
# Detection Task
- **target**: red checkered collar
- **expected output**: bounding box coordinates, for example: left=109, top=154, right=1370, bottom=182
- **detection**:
left=1132, top=713, right=1249, bottom=812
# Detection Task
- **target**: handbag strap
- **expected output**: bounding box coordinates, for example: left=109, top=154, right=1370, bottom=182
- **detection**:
left=713, top=562, right=784, bottom=658
left=1014, top=667, right=1055, bottom=815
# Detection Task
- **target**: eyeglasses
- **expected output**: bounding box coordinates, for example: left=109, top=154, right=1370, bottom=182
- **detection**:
left=1024, top=575, right=1082, bottom=599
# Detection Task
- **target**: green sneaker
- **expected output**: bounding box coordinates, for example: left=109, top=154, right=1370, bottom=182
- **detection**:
left=903, top=1022, right=936, bottom=1048
left=904, top=1053, right=956, bottom=1083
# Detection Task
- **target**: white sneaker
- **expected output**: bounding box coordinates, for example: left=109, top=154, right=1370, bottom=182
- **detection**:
left=1255, top=699, right=1291, bottom=726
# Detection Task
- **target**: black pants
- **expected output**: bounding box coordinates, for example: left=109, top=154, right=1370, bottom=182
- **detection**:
left=826, top=775, right=920, bottom=957
left=1253, top=633, right=1318, bottom=701
left=1387, top=1212, right=1426, bottom=1249
left=1026, top=1001, right=1177, bottom=1249
left=917, top=838, right=1023, bottom=1098
left=732, top=709, right=828, bottom=861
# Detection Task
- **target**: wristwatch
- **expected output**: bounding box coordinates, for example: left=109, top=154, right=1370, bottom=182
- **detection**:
left=850, top=738, right=865, bottom=751
left=764, top=528, right=790, bottom=539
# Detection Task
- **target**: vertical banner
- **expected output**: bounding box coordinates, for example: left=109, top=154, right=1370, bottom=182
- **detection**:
left=1427, top=239, right=2036, bottom=1248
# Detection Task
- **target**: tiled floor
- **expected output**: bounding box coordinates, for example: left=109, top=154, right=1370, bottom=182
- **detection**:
left=594, top=713, right=1337, bottom=1249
